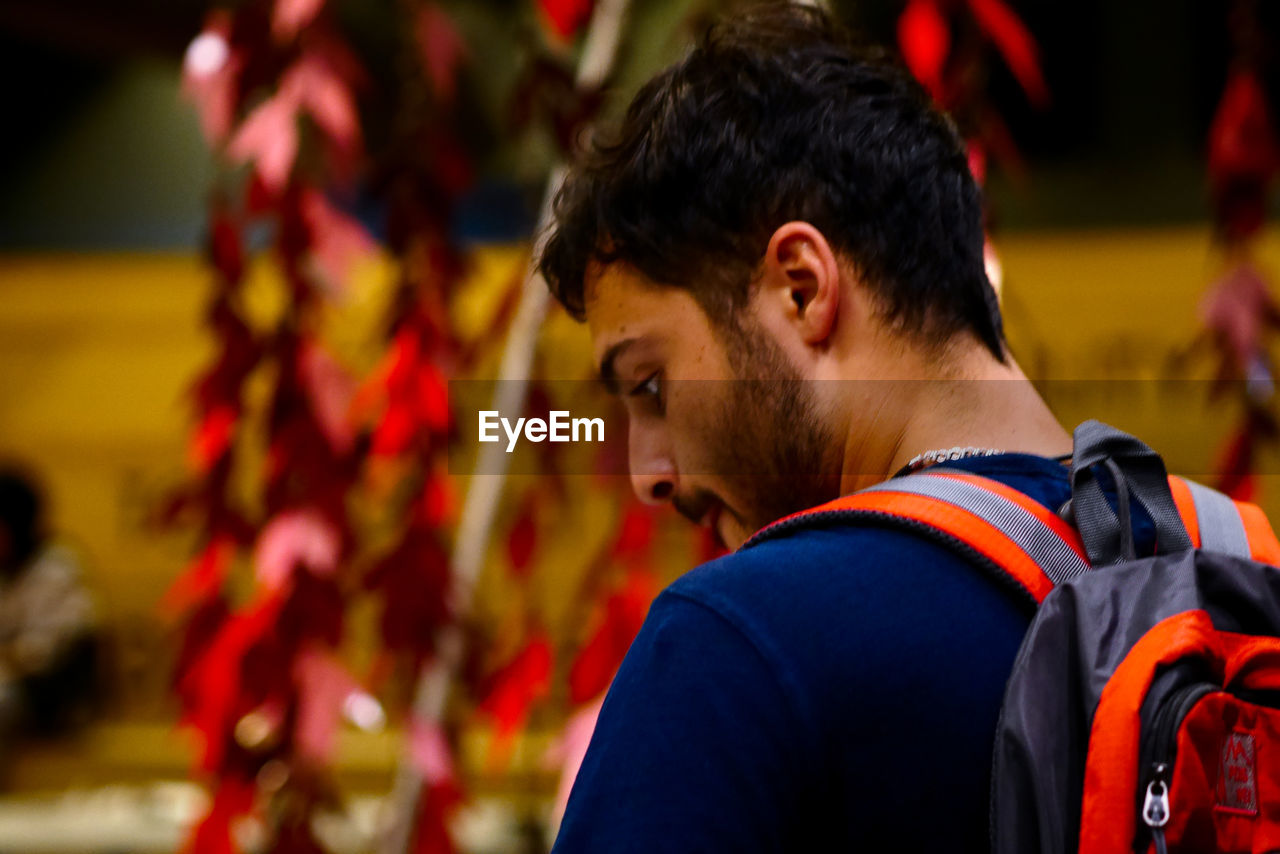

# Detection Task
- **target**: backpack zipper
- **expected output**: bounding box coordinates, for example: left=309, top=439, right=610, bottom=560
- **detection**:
left=1138, top=682, right=1215, bottom=854
left=1142, top=763, right=1170, bottom=854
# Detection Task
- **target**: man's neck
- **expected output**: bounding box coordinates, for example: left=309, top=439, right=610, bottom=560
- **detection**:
left=837, top=348, right=1072, bottom=495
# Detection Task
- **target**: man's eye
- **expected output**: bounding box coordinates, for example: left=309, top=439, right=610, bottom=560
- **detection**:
left=629, top=373, right=664, bottom=413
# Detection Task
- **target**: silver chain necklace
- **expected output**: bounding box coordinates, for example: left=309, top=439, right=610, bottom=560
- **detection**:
left=903, top=446, right=1004, bottom=474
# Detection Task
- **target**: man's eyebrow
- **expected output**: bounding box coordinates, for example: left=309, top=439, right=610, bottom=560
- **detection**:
left=598, top=338, right=638, bottom=395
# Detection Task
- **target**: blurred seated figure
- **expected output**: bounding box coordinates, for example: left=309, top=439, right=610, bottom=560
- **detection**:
left=0, top=466, right=98, bottom=760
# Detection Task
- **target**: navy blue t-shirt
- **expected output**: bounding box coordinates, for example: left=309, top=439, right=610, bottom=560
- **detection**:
left=552, top=453, right=1152, bottom=852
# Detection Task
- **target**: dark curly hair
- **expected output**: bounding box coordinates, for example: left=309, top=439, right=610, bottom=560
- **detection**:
left=538, top=1, right=1004, bottom=360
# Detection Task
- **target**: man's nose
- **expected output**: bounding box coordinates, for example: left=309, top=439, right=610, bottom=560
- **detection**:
left=628, top=420, right=676, bottom=505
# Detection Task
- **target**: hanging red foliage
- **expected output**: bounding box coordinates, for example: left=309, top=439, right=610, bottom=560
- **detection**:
left=568, top=567, right=655, bottom=704
left=965, top=0, right=1048, bottom=108
left=163, top=536, right=237, bottom=617
left=363, top=522, right=453, bottom=668
left=416, top=4, right=468, bottom=104
left=177, top=590, right=288, bottom=773
left=175, top=0, right=469, bottom=849
left=411, top=780, right=464, bottom=854
left=185, top=777, right=257, bottom=854
left=476, top=633, right=553, bottom=761
left=610, top=502, right=656, bottom=563
left=538, top=0, right=595, bottom=41
left=1199, top=1, right=1280, bottom=502
left=897, top=0, right=951, bottom=103
left=272, top=0, right=325, bottom=42
left=1199, top=261, right=1280, bottom=386
left=367, top=326, right=453, bottom=459
left=896, top=0, right=1048, bottom=184
left=1209, top=71, right=1279, bottom=244
left=505, top=497, right=539, bottom=576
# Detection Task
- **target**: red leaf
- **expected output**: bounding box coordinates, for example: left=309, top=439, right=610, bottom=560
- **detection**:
left=1211, top=406, right=1279, bottom=503
left=367, top=328, right=450, bottom=457
left=253, top=509, right=342, bottom=592
left=415, top=362, right=451, bottom=433
left=966, top=0, right=1049, bottom=108
left=182, top=14, right=241, bottom=146
left=275, top=566, right=346, bottom=650
left=424, top=130, right=474, bottom=199
left=1200, top=262, right=1280, bottom=376
left=298, top=338, right=359, bottom=452
left=387, top=328, right=420, bottom=388
left=1214, top=424, right=1257, bottom=503
left=274, top=821, right=329, bottom=854
left=506, top=502, right=537, bottom=576
left=411, top=780, right=464, bottom=854
left=897, top=0, right=950, bottom=102
left=189, top=405, right=238, bottom=473
left=184, top=777, right=255, bottom=854
left=293, top=647, right=359, bottom=764
left=1210, top=72, right=1280, bottom=183
left=568, top=569, right=654, bottom=703
left=173, top=596, right=230, bottom=698
left=408, top=716, right=456, bottom=785
left=477, top=635, right=553, bottom=761
left=538, top=0, right=594, bottom=40
left=415, top=4, right=467, bottom=103
left=1208, top=71, right=1279, bottom=241
left=284, top=55, right=362, bottom=156
left=419, top=474, right=457, bottom=527
left=162, top=536, right=236, bottom=617
left=364, top=526, right=452, bottom=661
left=246, top=172, right=277, bottom=215
left=272, top=0, right=326, bottom=42
left=611, top=502, right=656, bottom=562
left=228, top=94, right=299, bottom=197
left=372, top=402, right=417, bottom=458
left=967, top=140, right=988, bottom=186
left=975, top=106, right=1027, bottom=178
left=178, top=592, right=286, bottom=771
left=191, top=325, right=258, bottom=416
left=208, top=202, right=245, bottom=283
left=300, top=190, right=374, bottom=297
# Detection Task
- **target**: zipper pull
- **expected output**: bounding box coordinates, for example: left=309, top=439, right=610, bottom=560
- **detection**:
left=1143, top=763, right=1171, bottom=828
left=1144, top=764, right=1172, bottom=854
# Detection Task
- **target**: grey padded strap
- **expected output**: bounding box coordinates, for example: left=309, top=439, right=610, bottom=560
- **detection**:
left=1183, top=478, right=1251, bottom=558
left=864, top=472, right=1091, bottom=584
left=1069, top=420, right=1192, bottom=564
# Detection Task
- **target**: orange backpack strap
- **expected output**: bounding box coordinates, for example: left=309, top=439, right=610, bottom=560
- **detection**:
left=1167, top=475, right=1280, bottom=565
left=747, top=471, right=1090, bottom=606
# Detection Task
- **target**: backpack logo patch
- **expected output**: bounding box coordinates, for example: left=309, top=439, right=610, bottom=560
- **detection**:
left=1217, top=732, right=1258, bottom=816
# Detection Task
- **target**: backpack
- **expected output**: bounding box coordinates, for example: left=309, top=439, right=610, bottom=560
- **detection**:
left=745, top=420, right=1280, bottom=854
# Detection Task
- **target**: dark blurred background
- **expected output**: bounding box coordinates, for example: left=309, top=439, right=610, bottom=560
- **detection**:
left=2, top=0, right=1279, bottom=249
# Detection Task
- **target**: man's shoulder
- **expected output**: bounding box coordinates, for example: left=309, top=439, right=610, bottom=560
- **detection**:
left=633, top=503, right=1033, bottom=732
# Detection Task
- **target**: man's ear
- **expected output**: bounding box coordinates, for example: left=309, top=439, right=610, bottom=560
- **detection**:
left=758, top=222, right=841, bottom=345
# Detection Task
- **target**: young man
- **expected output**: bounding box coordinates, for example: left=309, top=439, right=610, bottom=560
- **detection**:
left=538, top=4, right=1077, bottom=850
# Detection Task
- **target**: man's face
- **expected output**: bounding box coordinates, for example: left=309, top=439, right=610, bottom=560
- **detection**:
left=587, top=264, right=842, bottom=550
